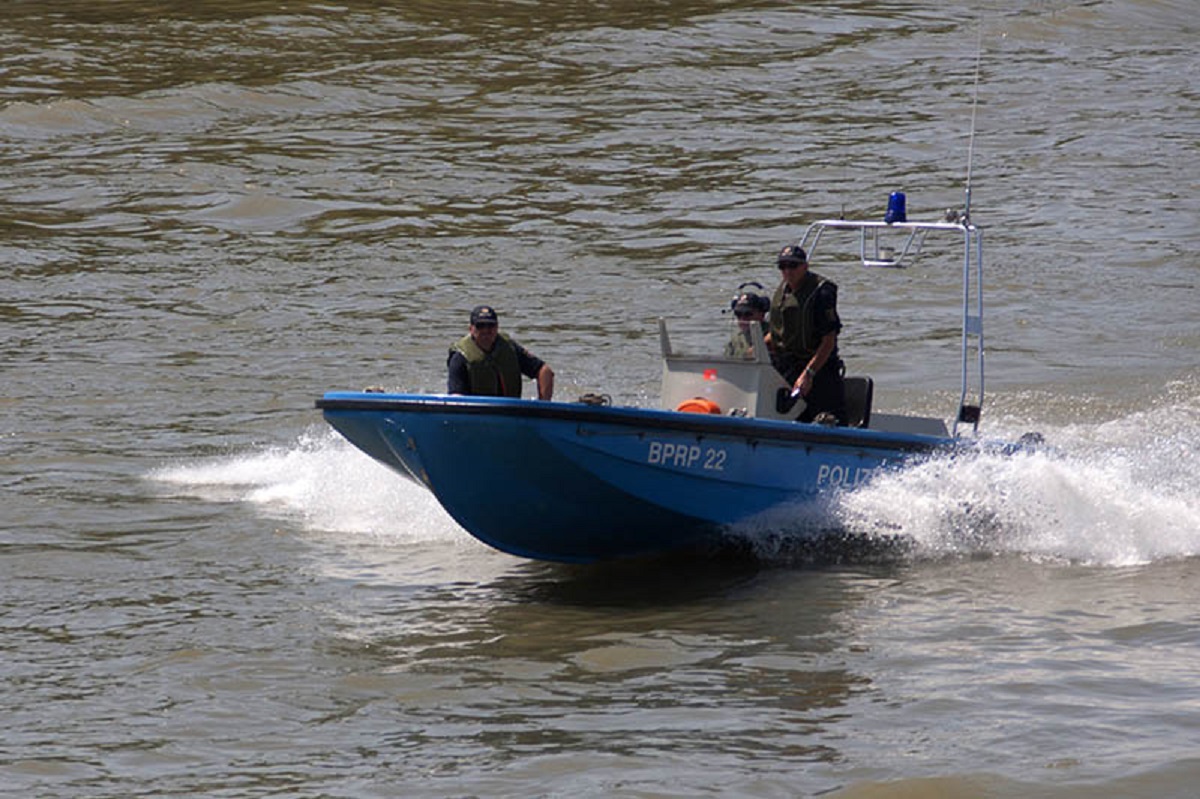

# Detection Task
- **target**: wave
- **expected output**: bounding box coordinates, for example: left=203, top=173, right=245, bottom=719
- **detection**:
left=836, top=380, right=1200, bottom=566
left=148, top=427, right=465, bottom=545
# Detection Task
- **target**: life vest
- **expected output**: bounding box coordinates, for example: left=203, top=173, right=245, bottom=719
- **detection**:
left=453, top=333, right=522, bottom=397
left=770, top=271, right=832, bottom=361
left=725, top=326, right=759, bottom=359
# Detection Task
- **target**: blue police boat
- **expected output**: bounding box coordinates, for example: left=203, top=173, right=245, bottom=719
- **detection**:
left=317, top=213, right=1008, bottom=563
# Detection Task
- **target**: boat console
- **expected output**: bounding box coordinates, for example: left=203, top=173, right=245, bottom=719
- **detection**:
left=658, top=317, right=886, bottom=429
left=658, top=318, right=804, bottom=422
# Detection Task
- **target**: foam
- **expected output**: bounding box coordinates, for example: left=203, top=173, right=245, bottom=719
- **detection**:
left=836, top=385, right=1200, bottom=566
left=149, top=427, right=464, bottom=544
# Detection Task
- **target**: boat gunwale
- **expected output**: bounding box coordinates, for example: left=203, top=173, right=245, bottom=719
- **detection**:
left=316, top=392, right=953, bottom=454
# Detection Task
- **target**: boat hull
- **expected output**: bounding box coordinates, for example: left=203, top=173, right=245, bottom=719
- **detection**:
left=317, top=392, right=952, bottom=563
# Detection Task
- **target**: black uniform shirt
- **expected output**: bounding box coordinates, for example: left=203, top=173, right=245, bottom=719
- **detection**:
left=446, top=340, right=545, bottom=395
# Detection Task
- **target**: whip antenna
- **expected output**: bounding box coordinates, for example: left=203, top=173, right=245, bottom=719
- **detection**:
left=962, top=17, right=984, bottom=222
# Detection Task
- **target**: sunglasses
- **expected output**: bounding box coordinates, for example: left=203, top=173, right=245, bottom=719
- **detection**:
left=778, top=261, right=806, bottom=270
left=473, top=321, right=497, bottom=329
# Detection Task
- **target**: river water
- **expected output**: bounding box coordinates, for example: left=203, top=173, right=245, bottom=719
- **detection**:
left=2, top=0, right=1198, bottom=796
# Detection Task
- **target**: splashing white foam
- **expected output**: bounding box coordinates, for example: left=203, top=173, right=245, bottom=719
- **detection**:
left=149, top=426, right=466, bottom=543
left=837, top=386, right=1200, bottom=566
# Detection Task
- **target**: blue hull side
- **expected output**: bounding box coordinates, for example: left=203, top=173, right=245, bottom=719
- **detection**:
left=317, top=393, right=950, bottom=563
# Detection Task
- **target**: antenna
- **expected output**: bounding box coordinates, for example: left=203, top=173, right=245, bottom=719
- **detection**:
left=841, top=121, right=851, bottom=219
left=963, top=17, right=984, bottom=222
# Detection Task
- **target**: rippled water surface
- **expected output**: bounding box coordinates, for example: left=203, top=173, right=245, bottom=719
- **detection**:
left=2, top=0, right=1198, bottom=796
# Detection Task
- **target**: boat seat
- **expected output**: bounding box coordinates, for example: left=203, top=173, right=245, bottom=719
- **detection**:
left=843, top=376, right=874, bottom=428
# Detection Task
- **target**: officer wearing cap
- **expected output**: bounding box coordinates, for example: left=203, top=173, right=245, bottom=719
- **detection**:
left=724, top=290, right=770, bottom=359
left=766, top=245, right=848, bottom=425
left=447, top=305, right=555, bottom=400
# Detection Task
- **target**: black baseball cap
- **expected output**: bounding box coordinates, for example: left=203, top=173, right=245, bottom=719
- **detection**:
left=777, top=244, right=807, bottom=266
left=469, top=305, right=499, bottom=325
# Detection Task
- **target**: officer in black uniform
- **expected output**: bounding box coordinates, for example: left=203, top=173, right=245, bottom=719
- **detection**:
left=766, top=245, right=848, bottom=425
left=447, top=305, right=554, bottom=400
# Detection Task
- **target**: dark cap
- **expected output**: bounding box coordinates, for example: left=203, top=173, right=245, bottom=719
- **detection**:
left=777, top=244, right=807, bottom=266
left=733, top=292, right=769, bottom=314
left=469, top=305, right=498, bottom=326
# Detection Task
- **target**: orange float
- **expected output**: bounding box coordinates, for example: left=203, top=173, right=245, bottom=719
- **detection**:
left=675, top=397, right=722, bottom=415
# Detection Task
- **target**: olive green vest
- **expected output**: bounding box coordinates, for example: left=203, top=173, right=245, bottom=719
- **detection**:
left=725, top=323, right=763, bottom=359
left=453, top=333, right=523, bottom=397
left=770, top=271, right=831, bottom=362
